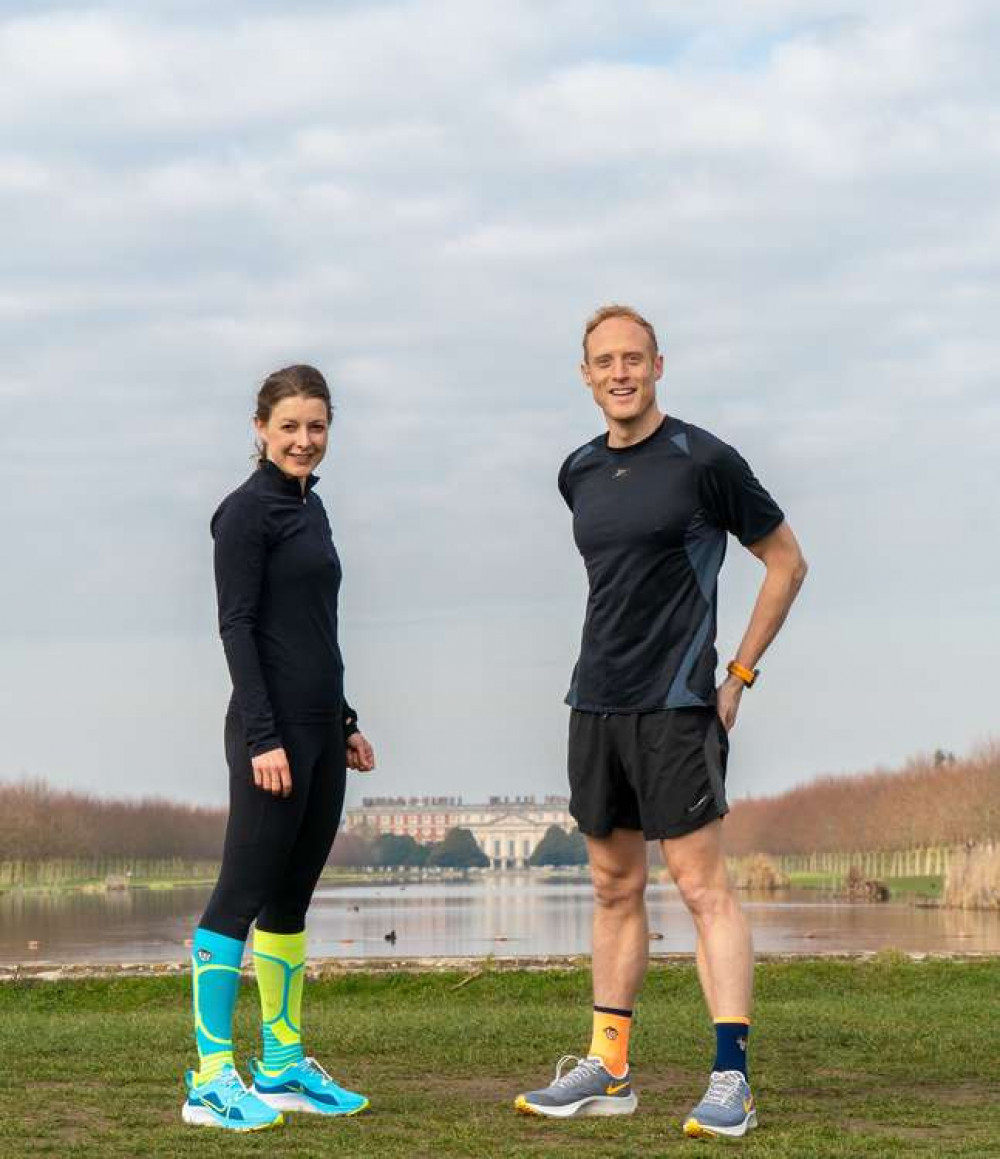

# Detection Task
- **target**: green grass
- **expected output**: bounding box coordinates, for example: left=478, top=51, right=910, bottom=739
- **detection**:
left=0, top=865, right=458, bottom=897
left=783, top=872, right=945, bottom=901
left=888, top=875, right=944, bottom=900
left=4, top=958, right=1000, bottom=1158
left=785, top=871, right=840, bottom=890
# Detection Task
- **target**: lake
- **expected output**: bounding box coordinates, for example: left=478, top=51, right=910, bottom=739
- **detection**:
left=3, top=874, right=1000, bottom=965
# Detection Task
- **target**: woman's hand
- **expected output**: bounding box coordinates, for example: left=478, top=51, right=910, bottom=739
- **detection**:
left=251, top=747, right=292, bottom=797
left=346, top=732, right=376, bottom=773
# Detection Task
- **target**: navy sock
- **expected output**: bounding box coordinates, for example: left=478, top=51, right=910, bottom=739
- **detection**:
left=713, top=1020, right=750, bottom=1077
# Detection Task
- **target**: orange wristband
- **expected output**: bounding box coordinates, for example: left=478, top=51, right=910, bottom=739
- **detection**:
left=726, top=661, right=759, bottom=688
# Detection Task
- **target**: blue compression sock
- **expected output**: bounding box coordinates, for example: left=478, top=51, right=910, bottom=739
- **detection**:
left=191, top=927, right=245, bottom=1083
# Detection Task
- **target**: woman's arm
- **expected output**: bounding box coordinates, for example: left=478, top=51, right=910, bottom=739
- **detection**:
left=213, top=491, right=291, bottom=795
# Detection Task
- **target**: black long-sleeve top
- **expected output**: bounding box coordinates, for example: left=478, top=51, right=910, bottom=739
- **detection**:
left=211, top=460, right=358, bottom=756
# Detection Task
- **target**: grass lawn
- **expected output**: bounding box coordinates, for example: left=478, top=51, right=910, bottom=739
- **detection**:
left=4, top=957, right=1000, bottom=1158
left=784, top=871, right=841, bottom=890
left=782, top=873, right=945, bottom=902
left=888, top=875, right=944, bottom=901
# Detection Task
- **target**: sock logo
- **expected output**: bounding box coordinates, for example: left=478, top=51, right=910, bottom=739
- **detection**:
left=737, top=1036, right=748, bottom=1052
left=604, top=1027, right=619, bottom=1041
left=197, top=949, right=213, bottom=963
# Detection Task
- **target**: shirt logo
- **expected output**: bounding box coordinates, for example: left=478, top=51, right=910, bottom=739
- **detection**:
left=196, top=949, right=212, bottom=963
left=612, top=468, right=629, bottom=479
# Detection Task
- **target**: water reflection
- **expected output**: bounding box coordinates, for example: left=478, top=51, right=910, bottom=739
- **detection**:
left=3, top=876, right=1000, bottom=965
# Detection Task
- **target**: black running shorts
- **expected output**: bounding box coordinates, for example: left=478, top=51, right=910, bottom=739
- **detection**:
left=567, top=708, right=729, bottom=841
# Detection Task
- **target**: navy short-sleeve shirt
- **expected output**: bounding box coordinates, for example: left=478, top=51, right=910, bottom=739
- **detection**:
left=558, top=415, right=784, bottom=713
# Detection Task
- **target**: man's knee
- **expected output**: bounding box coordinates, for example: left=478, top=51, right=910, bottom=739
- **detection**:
left=591, top=861, right=647, bottom=910
left=673, top=868, right=737, bottom=920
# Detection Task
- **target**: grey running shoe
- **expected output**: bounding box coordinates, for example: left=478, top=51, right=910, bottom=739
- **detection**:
left=514, top=1055, right=637, bottom=1119
left=683, top=1070, right=757, bottom=1138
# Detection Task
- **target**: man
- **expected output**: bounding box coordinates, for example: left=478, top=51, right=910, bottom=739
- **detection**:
left=514, top=305, right=807, bottom=1139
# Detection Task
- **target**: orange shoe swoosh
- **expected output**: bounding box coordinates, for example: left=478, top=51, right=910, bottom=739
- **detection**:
left=605, top=1081, right=629, bottom=1095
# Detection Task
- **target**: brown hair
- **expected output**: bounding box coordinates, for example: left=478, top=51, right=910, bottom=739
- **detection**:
left=254, top=364, right=332, bottom=464
left=582, top=304, right=659, bottom=360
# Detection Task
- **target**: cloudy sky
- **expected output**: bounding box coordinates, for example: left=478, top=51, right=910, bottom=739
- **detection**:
left=1, top=1, right=997, bottom=810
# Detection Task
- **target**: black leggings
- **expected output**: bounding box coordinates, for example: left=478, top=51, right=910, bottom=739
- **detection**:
left=200, top=712, right=347, bottom=942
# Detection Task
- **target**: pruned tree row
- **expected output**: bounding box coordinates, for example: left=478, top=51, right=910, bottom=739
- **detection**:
left=724, top=742, right=999, bottom=855
left=0, top=780, right=226, bottom=862
left=2, top=741, right=996, bottom=866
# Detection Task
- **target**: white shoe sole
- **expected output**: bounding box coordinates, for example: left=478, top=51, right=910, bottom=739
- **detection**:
left=683, top=1109, right=758, bottom=1138
left=253, top=1090, right=370, bottom=1116
left=181, top=1102, right=282, bottom=1131
left=515, top=1093, right=638, bottom=1118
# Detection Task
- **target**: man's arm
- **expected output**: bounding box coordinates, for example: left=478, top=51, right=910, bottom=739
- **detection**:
left=717, top=520, right=808, bottom=730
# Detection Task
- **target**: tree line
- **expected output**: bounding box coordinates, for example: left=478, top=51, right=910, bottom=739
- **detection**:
left=0, top=781, right=588, bottom=868
left=723, top=742, right=1000, bottom=856
left=0, top=780, right=226, bottom=861
left=2, top=742, right=996, bottom=864
left=329, top=824, right=587, bottom=868
left=332, top=827, right=489, bottom=868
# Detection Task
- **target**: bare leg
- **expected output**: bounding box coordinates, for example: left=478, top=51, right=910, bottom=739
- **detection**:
left=587, top=829, right=649, bottom=1010
left=665, top=853, right=717, bottom=1015
left=661, top=821, right=752, bottom=1019
left=695, top=936, right=717, bottom=1019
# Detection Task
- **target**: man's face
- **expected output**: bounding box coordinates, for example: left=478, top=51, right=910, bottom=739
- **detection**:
left=581, top=317, right=663, bottom=425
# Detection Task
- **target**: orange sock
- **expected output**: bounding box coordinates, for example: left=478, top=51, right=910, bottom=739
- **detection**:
left=589, top=1005, right=632, bottom=1078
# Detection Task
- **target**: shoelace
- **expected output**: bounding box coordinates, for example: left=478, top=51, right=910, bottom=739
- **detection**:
left=549, top=1055, right=605, bottom=1089
left=214, top=1068, right=255, bottom=1107
left=701, top=1070, right=745, bottom=1107
left=301, top=1057, right=335, bottom=1087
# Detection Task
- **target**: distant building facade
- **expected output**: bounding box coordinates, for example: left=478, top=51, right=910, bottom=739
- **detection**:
left=344, top=795, right=574, bottom=869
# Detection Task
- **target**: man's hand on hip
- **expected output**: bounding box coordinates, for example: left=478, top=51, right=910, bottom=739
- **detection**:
left=716, top=676, right=744, bottom=732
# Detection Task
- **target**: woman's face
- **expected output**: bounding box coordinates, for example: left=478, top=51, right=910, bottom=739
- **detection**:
left=255, top=395, right=330, bottom=479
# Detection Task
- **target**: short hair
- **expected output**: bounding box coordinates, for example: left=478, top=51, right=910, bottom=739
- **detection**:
left=582, top=304, right=659, bottom=360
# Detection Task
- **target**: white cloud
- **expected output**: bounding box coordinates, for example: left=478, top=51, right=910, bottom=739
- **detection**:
left=0, top=1, right=996, bottom=802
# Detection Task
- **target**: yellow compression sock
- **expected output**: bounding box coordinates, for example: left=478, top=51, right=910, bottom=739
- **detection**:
left=253, top=928, right=306, bottom=1074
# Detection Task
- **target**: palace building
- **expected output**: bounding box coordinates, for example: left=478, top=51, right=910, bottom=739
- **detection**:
left=343, top=795, right=574, bottom=869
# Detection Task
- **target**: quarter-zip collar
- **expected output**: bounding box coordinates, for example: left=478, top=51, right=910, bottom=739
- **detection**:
left=258, top=458, right=320, bottom=498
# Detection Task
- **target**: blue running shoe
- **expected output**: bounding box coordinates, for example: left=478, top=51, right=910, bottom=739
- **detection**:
left=515, top=1055, right=637, bottom=1118
left=683, top=1070, right=757, bottom=1138
left=182, top=1065, right=283, bottom=1131
left=250, top=1056, right=370, bottom=1116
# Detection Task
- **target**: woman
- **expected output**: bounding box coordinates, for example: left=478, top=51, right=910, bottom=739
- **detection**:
left=183, top=365, right=375, bottom=1131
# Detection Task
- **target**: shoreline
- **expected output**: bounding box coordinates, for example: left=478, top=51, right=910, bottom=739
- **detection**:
left=4, top=948, right=999, bottom=982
